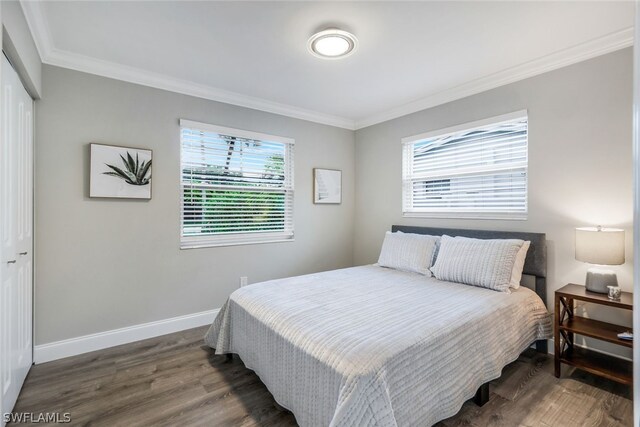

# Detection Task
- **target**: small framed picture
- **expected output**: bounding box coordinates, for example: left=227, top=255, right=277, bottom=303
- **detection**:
left=314, top=168, right=342, bottom=204
left=90, top=143, right=152, bottom=199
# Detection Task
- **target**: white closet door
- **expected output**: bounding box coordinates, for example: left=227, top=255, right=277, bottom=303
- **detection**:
left=0, top=54, right=33, bottom=422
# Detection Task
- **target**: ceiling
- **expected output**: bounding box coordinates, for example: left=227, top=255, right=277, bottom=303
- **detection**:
left=22, top=1, right=634, bottom=130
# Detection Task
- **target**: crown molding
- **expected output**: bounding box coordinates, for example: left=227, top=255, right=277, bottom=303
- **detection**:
left=21, top=1, right=633, bottom=132
left=19, top=0, right=53, bottom=60
left=43, top=47, right=357, bottom=130
left=19, top=1, right=356, bottom=130
left=354, top=27, right=634, bottom=129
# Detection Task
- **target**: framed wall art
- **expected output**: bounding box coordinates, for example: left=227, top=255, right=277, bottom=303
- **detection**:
left=313, top=168, right=341, bottom=204
left=90, top=143, right=152, bottom=199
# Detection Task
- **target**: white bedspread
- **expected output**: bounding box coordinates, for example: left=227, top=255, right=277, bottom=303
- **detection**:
left=204, top=265, right=552, bottom=427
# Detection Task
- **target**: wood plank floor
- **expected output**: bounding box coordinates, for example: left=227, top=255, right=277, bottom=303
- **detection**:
left=11, top=327, right=631, bottom=426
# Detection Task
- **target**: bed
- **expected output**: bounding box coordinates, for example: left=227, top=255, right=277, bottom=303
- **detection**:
left=204, top=226, right=553, bottom=426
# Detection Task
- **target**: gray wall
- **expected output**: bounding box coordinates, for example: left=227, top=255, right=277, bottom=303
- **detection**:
left=37, top=48, right=633, bottom=360
left=354, top=48, right=633, bottom=358
left=35, top=65, right=355, bottom=345
left=2, top=0, right=41, bottom=97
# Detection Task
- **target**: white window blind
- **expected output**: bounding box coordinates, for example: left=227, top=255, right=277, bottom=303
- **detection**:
left=402, top=111, right=528, bottom=219
left=180, top=120, right=294, bottom=248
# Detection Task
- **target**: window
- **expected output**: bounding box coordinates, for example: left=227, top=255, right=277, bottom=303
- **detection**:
left=402, top=111, right=528, bottom=219
left=180, top=120, right=294, bottom=248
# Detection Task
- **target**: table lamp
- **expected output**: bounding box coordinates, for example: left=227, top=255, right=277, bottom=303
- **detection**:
left=575, top=226, right=625, bottom=293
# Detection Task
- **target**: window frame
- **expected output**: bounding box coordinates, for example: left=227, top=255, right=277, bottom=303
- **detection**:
left=179, top=119, right=295, bottom=249
left=401, top=110, right=528, bottom=220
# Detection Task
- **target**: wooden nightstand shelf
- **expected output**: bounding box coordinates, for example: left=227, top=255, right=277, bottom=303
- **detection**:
left=554, top=284, right=633, bottom=385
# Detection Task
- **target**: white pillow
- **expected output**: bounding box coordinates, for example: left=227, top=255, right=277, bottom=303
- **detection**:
left=378, top=231, right=439, bottom=276
left=430, top=235, right=525, bottom=292
left=509, top=241, right=530, bottom=289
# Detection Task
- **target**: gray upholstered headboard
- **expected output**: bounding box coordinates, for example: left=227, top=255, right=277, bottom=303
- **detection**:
left=391, top=225, right=548, bottom=306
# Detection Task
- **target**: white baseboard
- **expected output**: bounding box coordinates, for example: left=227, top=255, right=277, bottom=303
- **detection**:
left=34, top=308, right=219, bottom=364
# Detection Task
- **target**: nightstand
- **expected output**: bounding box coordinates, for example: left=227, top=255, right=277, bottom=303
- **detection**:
left=554, top=284, right=633, bottom=385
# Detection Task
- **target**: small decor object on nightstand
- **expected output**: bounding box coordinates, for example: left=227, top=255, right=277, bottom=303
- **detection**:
left=575, top=226, right=624, bottom=294
left=608, top=285, right=622, bottom=301
left=314, top=168, right=341, bottom=204
left=90, top=143, right=152, bottom=199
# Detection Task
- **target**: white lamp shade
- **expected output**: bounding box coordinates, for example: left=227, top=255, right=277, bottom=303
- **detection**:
left=575, top=227, right=625, bottom=265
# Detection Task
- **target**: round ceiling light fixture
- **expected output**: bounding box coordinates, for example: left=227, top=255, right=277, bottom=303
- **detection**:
left=308, top=29, right=358, bottom=59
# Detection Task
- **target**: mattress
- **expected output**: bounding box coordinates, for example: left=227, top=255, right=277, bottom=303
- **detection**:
left=204, top=265, right=552, bottom=427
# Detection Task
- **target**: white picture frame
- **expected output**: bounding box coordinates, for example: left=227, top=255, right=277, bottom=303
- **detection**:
left=314, top=168, right=342, bottom=204
left=90, top=143, right=152, bottom=199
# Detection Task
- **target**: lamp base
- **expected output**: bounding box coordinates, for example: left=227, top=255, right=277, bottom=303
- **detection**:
left=585, top=268, right=618, bottom=294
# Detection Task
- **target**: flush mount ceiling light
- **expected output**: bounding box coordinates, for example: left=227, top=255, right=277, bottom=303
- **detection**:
left=308, top=29, right=358, bottom=59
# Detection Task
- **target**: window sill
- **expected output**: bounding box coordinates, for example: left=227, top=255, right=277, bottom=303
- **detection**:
left=402, top=212, right=527, bottom=221
left=180, top=235, right=295, bottom=249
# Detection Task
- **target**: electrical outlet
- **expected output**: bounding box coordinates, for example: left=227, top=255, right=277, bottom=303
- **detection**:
left=240, top=276, right=248, bottom=287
